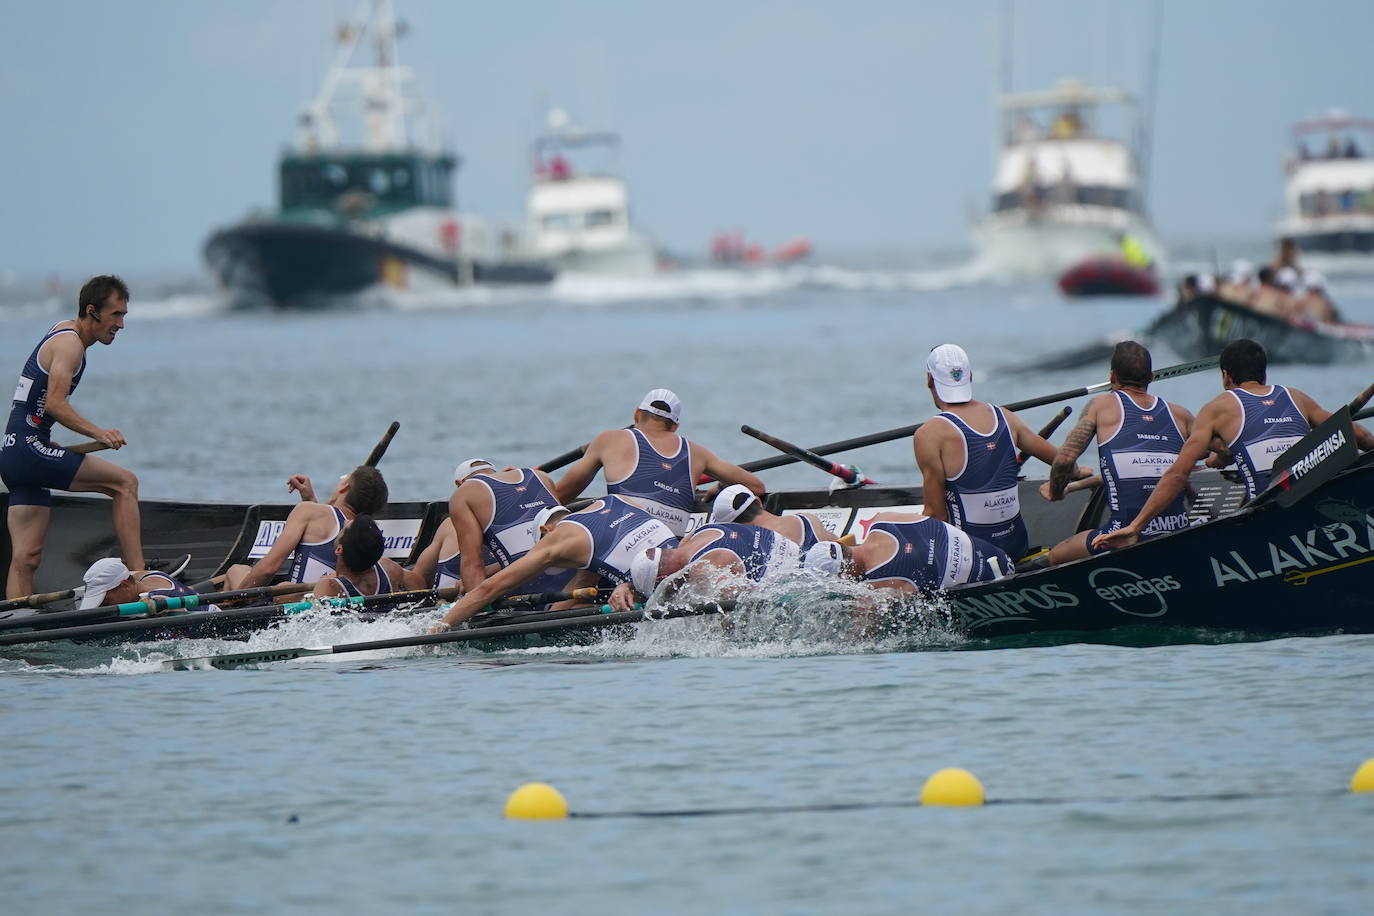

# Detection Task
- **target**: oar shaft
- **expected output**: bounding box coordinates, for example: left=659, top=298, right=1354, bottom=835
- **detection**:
left=1018, top=405, right=1072, bottom=466
left=68, top=440, right=109, bottom=455
left=364, top=421, right=401, bottom=467
left=738, top=356, right=1219, bottom=474
left=1346, top=379, right=1374, bottom=416
left=739, top=425, right=875, bottom=485
left=0, top=587, right=78, bottom=613
left=0, top=580, right=315, bottom=633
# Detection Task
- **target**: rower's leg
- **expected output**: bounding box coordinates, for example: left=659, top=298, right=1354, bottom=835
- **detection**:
left=5, top=504, right=50, bottom=599
left=1047, top=531, right=1092, bottom=566
left=69, top=455, right=145, bottom=571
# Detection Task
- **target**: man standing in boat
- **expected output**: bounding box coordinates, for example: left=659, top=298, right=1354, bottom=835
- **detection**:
left=1039, top=341, right=1198, bottom=563
left=1095, top=338, right=1374, bottom=551
left=914, top=344, right=1090, bottom=562
left=1, top=276, right=145, bottom=599
left=447, top=457, right=572, bottom=596
left=555, top=388, right=765, bottom=537
left=223, top=466, right=389, bottom=589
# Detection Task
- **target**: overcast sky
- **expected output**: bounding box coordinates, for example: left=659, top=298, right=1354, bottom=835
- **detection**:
left=3, top=0, right=1371, bottom=274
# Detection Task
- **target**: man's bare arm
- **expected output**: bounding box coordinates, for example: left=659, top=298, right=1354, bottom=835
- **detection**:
left=452, top=488, right=488, bottom=590
left=913, top=425, right=950, bottom=523
left=1048, top=409, right=1098, bottom=499
left=554, top=433, right=610, bottom=503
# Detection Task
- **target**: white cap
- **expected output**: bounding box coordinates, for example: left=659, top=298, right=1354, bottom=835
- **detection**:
left=79, top=557, right=131, bottom=609
left=532, top=505, right=571, bottom=540
left=1229, top=258, right=1254, bottom=283
left=630, top=547, right=665, bottom=598
left=638, top=388, right=682, bottom=424
left=1195, top=273, right=1216, bottom=294
left=926, top=344, right=973, bottom=404
left=453, top=458, right=495, bottom=482
left=1303, top=270, right=1326, bottom=291
left=710, top=484, right=759, bottom=523
left=802, top=542, right=845, bottom=576
left=1276, top=266, right=1300, bottom=291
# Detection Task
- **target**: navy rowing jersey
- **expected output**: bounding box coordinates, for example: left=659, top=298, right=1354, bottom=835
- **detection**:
left=1098, top=391, right=1190, bottom=537
left=1228, top=386, right=1310, bottom=499
left=472, top=468, right=560, bottom=566
left=286, top=506, right=346, bottom=584
left=336, top=563, right=394, bottom=598
left=605, top=428, right=696, bottom=535
left=688, top=523, right=800, bottom=580
left=562, top=496, right=677, bottom=586
left=795, top=515, right=823, bottom=554
left=7, top=325, right=85, bottom=440
left=863, top=519, right=1008, bottom=591
left=937, top=407, right=1028, bottom=560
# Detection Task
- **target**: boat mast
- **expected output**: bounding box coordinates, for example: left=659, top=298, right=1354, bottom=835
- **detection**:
left=1135, top=0, right=1163, bottom=204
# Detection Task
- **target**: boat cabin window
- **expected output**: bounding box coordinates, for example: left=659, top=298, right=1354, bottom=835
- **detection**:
left=994, top=185, right=1138, bottom=213
left=1299, top=189, right=1374, bottom=216
left=281, top=158, right=451, bottom=212
left=586, top=209, right=617, bottom=227
left=542, top=212, right=578, bottom=231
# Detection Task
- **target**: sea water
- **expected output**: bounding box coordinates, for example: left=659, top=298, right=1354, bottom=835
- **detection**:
left=1, top=263, right=1372, bottom=913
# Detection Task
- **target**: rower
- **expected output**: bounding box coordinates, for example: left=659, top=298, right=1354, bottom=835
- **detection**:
left=610, top=519, right=802, bottom=610
left=2, top=276, right=145, bottom=599
left=429, top=495, right=679, bottom=631
left=1040, top=341, right=1198, bottom=563
left=77, top=556, right=211, bottom=611
left=799, top=512, right=1010, bottom=594
left=554, top=388, right=765, bottom=536
left=709, top=484, right=837, bottom=553
left=406, top=462, right=498, bottom=591
left=1094, top=338, right=1374, bottom=551
left=913, top=344, right=1089, bottom=562
left=223, top=466, right=389, bottom=590
left=448, top=457, right=572, bottom=595
left=314, top=515, right=407, bottom=599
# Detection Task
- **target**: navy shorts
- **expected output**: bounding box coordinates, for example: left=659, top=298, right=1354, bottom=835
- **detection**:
left=0, top=434, right=85, bottom=507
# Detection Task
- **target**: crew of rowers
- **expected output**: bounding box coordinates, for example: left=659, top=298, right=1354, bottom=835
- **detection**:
left=1179, top=238, right=1341, bottom=324
left=9, top=279, right=1371, bottom=620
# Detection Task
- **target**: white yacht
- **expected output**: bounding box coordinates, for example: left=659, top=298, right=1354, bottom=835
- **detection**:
left=522, top=110, right=658, bottom=277
left=971, top=79, right=1163, bottom=279
left=1274, top=111, right=1374, bottom=274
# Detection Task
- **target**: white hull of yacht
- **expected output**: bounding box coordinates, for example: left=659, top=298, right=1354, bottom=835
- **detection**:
left=971, top=207, right=1162, bottom=279
left=539, top=235, right=658, bottom=277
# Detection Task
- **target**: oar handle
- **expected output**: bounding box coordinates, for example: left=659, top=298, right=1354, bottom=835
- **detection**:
left=68, top=440, right=110, bottom=455
left=1346, top=379, right=1374, bottom=416
left=539, top=444, right=590, bottom=474
left=1017, top=405, right=1072, bottom=466
left=0, top=587, right=78, bottom=613
left=740, top=425, right=875, bottom=485
left=364, top=421, right=401, bottom=467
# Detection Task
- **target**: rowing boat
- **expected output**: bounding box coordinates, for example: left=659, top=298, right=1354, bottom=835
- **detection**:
left=1150, top=293, right=1374, bottom=364
left=5, top=451, right=1373, bottom=644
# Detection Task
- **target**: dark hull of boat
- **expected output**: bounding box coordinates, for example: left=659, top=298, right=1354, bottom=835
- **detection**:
left=9, top=459, right=1372, bottom=645
left=1058, top=256, right=1159, bottom=297
left=204, top=220, right=554, bottom=307
left=1150, top=294, right=1374, bottom=364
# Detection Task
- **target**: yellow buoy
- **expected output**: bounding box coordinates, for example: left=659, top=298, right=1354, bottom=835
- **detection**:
left=504, top=782, right=569, bottom=819
left=920, top=767, right=985, bottom=807
left=1351, top=758, right=1374, bottom=794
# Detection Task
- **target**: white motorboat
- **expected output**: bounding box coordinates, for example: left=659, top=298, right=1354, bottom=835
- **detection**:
left=971, top=79, right=1163, bottom=279
left=1274, top=111, right=1374, bottom=275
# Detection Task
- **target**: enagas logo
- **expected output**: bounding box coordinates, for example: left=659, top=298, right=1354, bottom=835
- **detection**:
left=1087, top=567, right=1181, bottom=618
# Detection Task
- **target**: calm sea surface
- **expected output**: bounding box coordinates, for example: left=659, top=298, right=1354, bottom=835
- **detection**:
left=2, top=266, right=1372, bottom=913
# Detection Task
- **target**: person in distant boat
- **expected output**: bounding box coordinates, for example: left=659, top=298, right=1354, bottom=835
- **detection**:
left=608, top=519, right=802, bottom=610
left=77, top=556, right=212, bottom=612
left=1094, top=338, right=1374, bottom=551
left=1296, top=271, right=1340, bottom=323
left=223, top=466, right=389, bottom=590
left=1039, top=342, right=1200, bottom=563
left=314, top=515, right=407, bottom=599
left=914, top=344, right=1091, bottom=562
left=708, top=484, right=839, bottom=553
left=797, top=513, right=1010, bottom=595
left=1, top=276, right=145, bottom=599
left=447, top=457, right=572, bottom=595
left=1219, top=259, right=1254, bottom=303
left=1271, top=236, right=1301, bottom=273
left=1249, top=266, right=1288, bottom=316
left=429, top=495, right=680, bottom=631
left=1117, top=232, right=1152, bottom=269
left=555, top=388, right=765, bottom=537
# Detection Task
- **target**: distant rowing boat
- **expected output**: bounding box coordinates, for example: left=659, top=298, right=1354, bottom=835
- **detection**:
left=1150, top=293, right=1374, bottom=365
left=5, top=454, right=1373, bottom=646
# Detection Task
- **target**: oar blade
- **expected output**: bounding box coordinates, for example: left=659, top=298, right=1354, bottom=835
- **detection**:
left=1260, top=407, right=1358, bottom=509
left=163, top=645, right=332, bottom=671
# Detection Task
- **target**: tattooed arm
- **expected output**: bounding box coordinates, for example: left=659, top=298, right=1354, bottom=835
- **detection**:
left=1044, top=397, right=1102, bottom=500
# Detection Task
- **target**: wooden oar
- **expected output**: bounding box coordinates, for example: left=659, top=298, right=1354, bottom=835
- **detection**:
left=0, top=585, right=462, bottom=648
left=0, top=585, right=86, bottom=614
left=162, top=601, right=737, bottom=671
left=735, top=356, right=1221, bottom=475
left=1346, top=379, right=1374, bottom=416
left=538, top=425, right=632, bottom=474
left=1017, top=405, right=1073, bottom=466
left=739, top=425, right=877, bottom=486
left=0, top=580, right=315, bottom=633
left=364, top=421, right=401, bottom=467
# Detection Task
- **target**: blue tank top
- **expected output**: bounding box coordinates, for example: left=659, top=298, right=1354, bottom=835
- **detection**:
left=1098, top=391, right=1191, bottom=537
left=795, top=515, right=823, bottom=554
left=562, top=496, right=677, bottom=585
left=473, top=468, right=560, bottom=566
left=336, top=563, right=394, bottom=598
left=688, top=523, right=800, bottom=580
left=286, top=506, right=346, bottom=583
left=605, top=428, right=697, bottom=535
left=1228, top=386, right=1310, bottom=499
left=862, top=519, right=1004, bottom=590
left=937, top=407, right=1027, bottom=559
left=134, top=572, right=198, bottom=601
left=7, top=325, right=86, bottom=440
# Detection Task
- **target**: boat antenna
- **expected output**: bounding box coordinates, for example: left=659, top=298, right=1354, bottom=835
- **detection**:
left=1136, top=0, right=1163, bottom=203
left=999, top=0, right=1014, bottom=95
